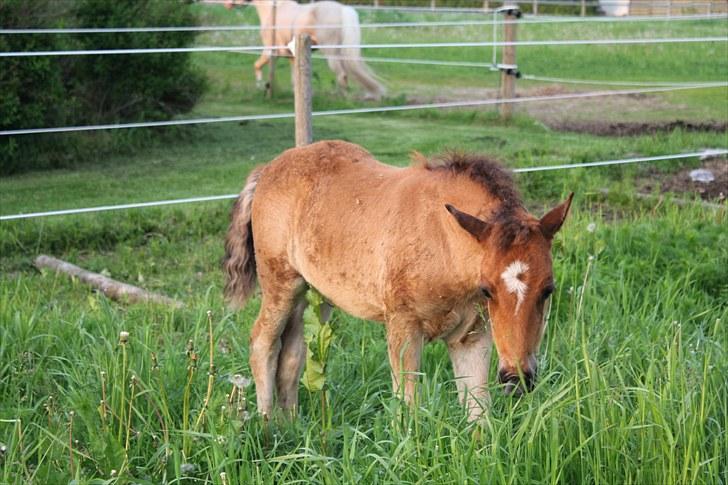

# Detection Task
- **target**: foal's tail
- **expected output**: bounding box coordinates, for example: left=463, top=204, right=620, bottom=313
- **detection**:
left=340, top=6, right=386, bottom=100
left=223, top=166, right=264, bottom=308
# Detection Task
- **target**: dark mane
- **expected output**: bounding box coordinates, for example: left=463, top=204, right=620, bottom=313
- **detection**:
left=424, top=152, right=534, bottom=249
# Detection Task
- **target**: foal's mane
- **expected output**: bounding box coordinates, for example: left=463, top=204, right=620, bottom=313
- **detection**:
left=419, top=152, right=536, bottom=249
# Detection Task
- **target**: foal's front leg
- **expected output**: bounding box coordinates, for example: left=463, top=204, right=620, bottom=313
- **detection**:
left=386, top=319, right=424, bottom=406
left=446, top=322, right=492, bottom=421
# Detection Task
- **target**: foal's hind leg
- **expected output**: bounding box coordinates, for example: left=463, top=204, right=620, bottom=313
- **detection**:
left=276, top=299, right=333, bottom=414
left=276, top=298, right=307, bottom=414
left=249, top=261, right=304, bottom=418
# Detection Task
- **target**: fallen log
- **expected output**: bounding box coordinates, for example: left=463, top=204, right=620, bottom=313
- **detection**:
left=34, top=255, right=184, bottom=308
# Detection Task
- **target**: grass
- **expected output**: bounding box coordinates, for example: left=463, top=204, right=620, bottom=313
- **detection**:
left=1, top=4, right=727, bottom=484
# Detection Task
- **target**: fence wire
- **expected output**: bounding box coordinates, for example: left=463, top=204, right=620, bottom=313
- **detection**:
left=2, top=150, right=725, bottom=221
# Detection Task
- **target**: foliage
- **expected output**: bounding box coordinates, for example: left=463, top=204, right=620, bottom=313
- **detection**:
left=301, top=290, right=335, bottom=393
left=71, top=0, right=205, bottom=123
left=0, top=0, right=77, bottom=174
left=0, top=0, right=206, bottom=175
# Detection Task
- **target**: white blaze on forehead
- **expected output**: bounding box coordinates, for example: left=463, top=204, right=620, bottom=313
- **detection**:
left=501, top=260, right=529, bottom=314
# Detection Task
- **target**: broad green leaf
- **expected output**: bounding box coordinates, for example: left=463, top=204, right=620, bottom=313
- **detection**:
left=301, top=356, right=325, bottom=391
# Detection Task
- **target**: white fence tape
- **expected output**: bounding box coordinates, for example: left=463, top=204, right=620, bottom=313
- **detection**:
left=2, top=36, right=725, bottom=57
left=2, top=83, right=725, bottom=136
left=2, top=150, right=724, bottom=221
left=2, top=14, right=725, bottom=34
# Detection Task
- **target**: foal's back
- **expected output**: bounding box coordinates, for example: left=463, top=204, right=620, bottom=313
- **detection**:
left=251, top=140, right=487, bottom=321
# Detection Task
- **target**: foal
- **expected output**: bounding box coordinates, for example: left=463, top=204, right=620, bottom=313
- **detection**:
left=224, top=141, right=572, bottom=420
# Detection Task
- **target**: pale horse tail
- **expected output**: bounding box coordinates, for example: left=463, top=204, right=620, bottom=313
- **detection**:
left=223, top=166, right=264, bottom=309
left=339, top=6, right=386, bottom=100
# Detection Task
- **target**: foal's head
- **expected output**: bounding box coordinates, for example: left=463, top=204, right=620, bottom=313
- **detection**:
left=446, top=194, right=573, bottom=396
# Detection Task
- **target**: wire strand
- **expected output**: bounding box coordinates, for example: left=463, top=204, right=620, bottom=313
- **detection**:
left=2, top=150, right=724, bottom=221
left=2, top=83, right=725, bottom=136
left=2, top=14, right=725, bottom=34
left=2, top=36, right=725, bottom=57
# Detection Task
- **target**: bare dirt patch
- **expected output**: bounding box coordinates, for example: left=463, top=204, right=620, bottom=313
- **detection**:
left=551, top=120, right=728, bottom=137
left=404, top=84, right=726, bottom=137
left=638, top=158, right=728, bottom=202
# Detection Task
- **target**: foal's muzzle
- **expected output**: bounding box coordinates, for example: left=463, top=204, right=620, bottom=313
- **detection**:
left=498, top=368, right=536, bottom=396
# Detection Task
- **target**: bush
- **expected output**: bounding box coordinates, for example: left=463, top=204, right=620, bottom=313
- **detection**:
left=0, top=0, right=206, bottom=175
left=0, top=0, right=77, bottom=173
left=72, top=0, right=205, bottom=122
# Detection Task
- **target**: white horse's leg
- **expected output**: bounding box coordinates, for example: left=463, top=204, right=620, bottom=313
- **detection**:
left=446, top=322, right=492, bottom=421
left=320, top=49, right=348, bottom=94
left=254, top=50, right=271, bottom=90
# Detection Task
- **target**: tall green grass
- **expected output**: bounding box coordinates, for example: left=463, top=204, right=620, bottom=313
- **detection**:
left=1, top=198, right=726, bottom=484
left=1, top=5, right=726, bottom=484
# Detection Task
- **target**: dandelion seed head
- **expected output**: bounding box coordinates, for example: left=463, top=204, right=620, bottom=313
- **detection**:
left=586, top=222, right=596, bottom=233
left=229, top=374, right=251, bottom=389
left=119, top=331, right=130, bottom=344
left=180, top=463, right=196, bottom=474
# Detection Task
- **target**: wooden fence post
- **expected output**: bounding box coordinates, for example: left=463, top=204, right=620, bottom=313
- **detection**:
left=532, top=0, right=539, bottom=15
left=580, top=0, right=586, bottom=16
left=499, top=9, right=519, bottom=120
left=483, top=0, right=490, bottom=11
left=294, top=33, right=313, bottom=147
left=431, top=0, right=436, bottom=10
left=265, top=0, right=278, bottom=99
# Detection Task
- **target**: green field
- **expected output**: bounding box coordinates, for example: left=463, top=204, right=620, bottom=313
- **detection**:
left=1, top=5, right=727, bottom=484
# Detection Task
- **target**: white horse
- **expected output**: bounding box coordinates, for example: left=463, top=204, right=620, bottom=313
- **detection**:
left=226, top=0, right=386, bottom=99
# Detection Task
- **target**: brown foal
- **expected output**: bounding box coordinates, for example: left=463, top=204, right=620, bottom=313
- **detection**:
left=224, top=140, right=572, bottom=420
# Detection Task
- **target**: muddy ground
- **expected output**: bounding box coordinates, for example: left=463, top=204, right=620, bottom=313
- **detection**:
left=638, top=158, right=727, bottom=202
left=550, top=120, right=728, bottom=137
left=407, top=84, right=727, bottom=202
left=409, top=84, right=727, bottom=137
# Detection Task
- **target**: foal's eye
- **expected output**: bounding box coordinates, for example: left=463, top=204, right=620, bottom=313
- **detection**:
left=541, top=285, right=555, bottom=301
left=480, top=286, right=493, bottom=299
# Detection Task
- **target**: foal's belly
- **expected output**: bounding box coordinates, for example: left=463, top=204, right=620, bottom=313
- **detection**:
left=299, top=266, right=386, bottom=322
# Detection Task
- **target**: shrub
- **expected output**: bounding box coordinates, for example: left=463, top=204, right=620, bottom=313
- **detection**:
left=0, top=0, right=77, bottom=173
left=72, top=0, right=205, bottom=123
left=0, top=0, right=206, bottom=175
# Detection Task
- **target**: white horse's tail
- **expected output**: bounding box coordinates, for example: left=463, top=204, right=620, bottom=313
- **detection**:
left=340, top=6, right=386, bottom=100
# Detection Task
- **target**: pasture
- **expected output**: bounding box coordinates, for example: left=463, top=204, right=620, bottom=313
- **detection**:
left=1, top=4, right=727, bottom=484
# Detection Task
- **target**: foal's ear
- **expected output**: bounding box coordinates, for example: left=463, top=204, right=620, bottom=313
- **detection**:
left=540, top=192, right=574, bottom=240
left=445, top=204, right=490, bottom=241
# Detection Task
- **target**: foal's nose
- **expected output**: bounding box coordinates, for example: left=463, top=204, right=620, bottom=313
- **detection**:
left=498, top=367, right=536, bottom=396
